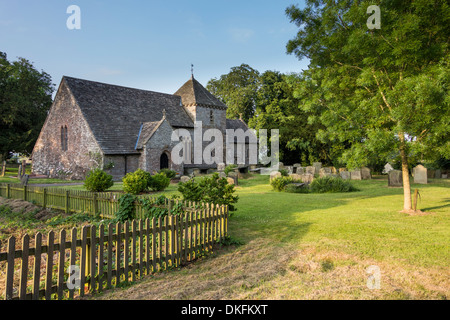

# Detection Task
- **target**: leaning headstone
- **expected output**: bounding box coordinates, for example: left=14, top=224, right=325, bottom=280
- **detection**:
left=270, top=171, right=282, bottom=181
left=20, top=174, right=29, bottom=186
left=340, top=171, right=351, bottom=180
left=382, top=163, right=394, bottom=174
left=180, top=176, right=191, bottom=183
left=313, top=162, right=322, bottom=174
left=413, top=165, right=427, bottom=184
left=361, top=167, right=372, bottom=180
left=350, top=169, right=362, bottom=180
left=388, top=170, right=403, bottom=187
left=305, top=166, right=316, bottom=175
left=434, top=169, right=442, bottom=179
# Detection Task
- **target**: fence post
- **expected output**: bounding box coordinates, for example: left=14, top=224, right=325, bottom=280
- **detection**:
left=43, top=188, right=47, bottom=209
left=23, top=185, right=27, bottom=201
left=65, top=190, right=70, bottom=214
left=6, top=184, right=10, bottom=199
left=93, top=193, right=98, bottom=216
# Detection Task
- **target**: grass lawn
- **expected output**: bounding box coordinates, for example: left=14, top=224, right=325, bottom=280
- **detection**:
left=0, top=166, right=80, bottom=185
left=89, top=174, right=449, bottom=300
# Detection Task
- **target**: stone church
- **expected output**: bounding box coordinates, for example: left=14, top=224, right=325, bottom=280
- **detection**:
left=32, top=75, right=254, bottom=180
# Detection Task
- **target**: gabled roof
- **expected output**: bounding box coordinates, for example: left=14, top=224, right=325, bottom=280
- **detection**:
left=174, top=76, right=227, bottom=109
left=63, top=76, right=194, bottom=155
left=226, top=118, right=250, bottom=131
left=135, top=120, right=164, bottom=150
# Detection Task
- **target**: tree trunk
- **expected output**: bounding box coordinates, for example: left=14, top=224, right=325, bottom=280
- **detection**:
left=399, top=133, right=412, bottom=212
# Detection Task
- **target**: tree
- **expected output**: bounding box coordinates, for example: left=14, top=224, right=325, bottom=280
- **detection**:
left=286, top=0, right=449, bottom=212
left=0, top=52, right=54, bottom=160
left=206, top=64, right=260, bottom=122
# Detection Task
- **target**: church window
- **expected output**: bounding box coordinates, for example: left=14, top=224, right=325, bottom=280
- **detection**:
left=210, top=110, right=214, bottom=123
left=61, top=125, right=68, bottom=151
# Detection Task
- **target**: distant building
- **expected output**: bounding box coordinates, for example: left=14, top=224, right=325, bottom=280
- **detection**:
left=32, top=76, right=254, bottom=180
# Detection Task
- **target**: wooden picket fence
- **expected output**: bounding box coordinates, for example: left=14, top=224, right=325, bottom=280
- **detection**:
left=0, top=205, right=228, bottom=300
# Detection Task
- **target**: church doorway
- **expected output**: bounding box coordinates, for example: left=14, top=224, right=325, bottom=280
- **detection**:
left=160, top=153, right=169, bottom=170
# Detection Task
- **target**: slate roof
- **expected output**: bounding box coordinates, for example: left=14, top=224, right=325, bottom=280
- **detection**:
left=226, top=119, right=250, bottom=131
left=63, top=76, right=194, bottom=155
left=174, top=76, right=227, bottom=109
left=135, top=120, right=163, bottom=150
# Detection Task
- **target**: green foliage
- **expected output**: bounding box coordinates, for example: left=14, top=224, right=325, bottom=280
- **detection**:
left=148, top=172, right=171, bottom=192
left=178, top=173, right=239, bottom=212
left=84, top=169, right=114, bottom=192
left=270, top=176, right=294, bottom=192
left=0, top=52, right=55, bottom=158
left=285, top=183, right=310, bottom=194
left=159, top=168, right=177, bottom=179
left=220, top=235, right=244, bottom=247
left=122, top=169, right=152, bottom=195
left=115, top=194, right=137, bottom=222
left=279, top=169, right=289, bottom=177
left=309, top=177, right=358, bottom=194
left=224, top=164, right=238, bottom=176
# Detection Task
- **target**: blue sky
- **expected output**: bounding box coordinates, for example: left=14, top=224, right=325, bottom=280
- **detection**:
left=0, top=0, right=308, bottom=95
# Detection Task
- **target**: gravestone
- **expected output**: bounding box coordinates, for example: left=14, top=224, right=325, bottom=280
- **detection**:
left=382, top=163, right=394, bottom=174
left=286, top=166, right=294, bottom=175
left=350, top=169, right=362, bottom=180
left=305, top=166, right=316, bottom=175
left=330, top=167, right=337, bottom=174
left=289, top=174, right=302, bottom=181
left=20, top=174, right=29, bottom=186
left=226, top=177, right=235, bottom=185
left=293, top=163, right=301, bottom=168
left=313, top=162, right=322, bottom=174
left=413, top=165, right=427, bottom=184
left=388, top=170, right=403, bottom=187
left=361, top=167, right=372, bottom=180
left=340, top=171, right=351, bottom=180
left=295, top=167, right=305, bottom=174
left=217, top=163, right=226, bottom=172
left=442, top=174, right=448, bottom=179
left=218, top=172, right=227, bottom=179
left=434, top=169, right=442, bottom=179
left=339, top=168, right=347, bottom=173
left=180, top=176, right=191, bottom=183
left=300, top=173, right=314, bottom=184
left=270, top=171, right=282, bottom=181
left=319, top=167, right=332, bottom=178
left=278, top=162, right=285, bottom=170
left=193, top=168, right=201, bottom=176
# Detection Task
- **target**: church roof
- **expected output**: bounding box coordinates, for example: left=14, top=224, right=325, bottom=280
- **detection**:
left=63, top=76, right=194, bottom=155
left=174, top=76, right=227, bottom=109
left=135, top=120, right=164, bottom=150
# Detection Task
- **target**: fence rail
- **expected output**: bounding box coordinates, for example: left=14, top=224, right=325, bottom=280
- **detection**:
left=0, top=206, right=228, bottom=300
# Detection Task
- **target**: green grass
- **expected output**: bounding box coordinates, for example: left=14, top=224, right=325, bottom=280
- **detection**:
left=0, top=167, right=79, bottom=185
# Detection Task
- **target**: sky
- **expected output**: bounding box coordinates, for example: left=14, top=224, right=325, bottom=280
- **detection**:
left=0, top=0, right=309, bottom=95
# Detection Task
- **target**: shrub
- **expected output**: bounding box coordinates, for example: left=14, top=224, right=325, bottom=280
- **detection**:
left=148, top=172, right=171, bottom=192
left=224, top=164, right=238, bottom=176
left=159, top=168, right=177, bottom=179
left=115, top=194, right=137, bottom=222
left=270, top=176, right=294, bottom=192
left=310, top=176, right=358, bottom=193
left=285, top=183, right=310, bottom=194
left=122, top=169, right=151, bottom=195
left=279, top=169, right=289, bottom=177
left=178, top=173, right=239, bottom=212
left=84, top=169, right=114, bottom=192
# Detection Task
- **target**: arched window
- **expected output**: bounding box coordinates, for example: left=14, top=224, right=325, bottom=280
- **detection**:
left=210, top=110, right=214, bottom=123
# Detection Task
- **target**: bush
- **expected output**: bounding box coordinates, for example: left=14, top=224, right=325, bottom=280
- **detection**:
left=84, top=169, right=114, bottom=192
left=178, top=173, right=239, bottom=212
left=148, top=172, right=171, bottom=191
left=279, top=169, right=289, bottom=177
left=310, top=176, right=358, bottom=193
left=270, top=176, right=294, bottom=192
left=285, top=183, right=310, bottom=194
left=159, top=168, right=177, bottom=179
left=122, top=169, right=152, bottom=195
left=224, top=164, right=238, bottom=176
left=115, top=194, right=137, bottom=222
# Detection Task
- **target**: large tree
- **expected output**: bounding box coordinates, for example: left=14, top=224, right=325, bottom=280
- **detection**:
left=286, top=0, right=450, bottom=212
left=0, top=52, right=54, bottom=160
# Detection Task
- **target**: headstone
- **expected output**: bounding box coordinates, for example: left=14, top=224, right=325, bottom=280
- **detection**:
left=20, top=174, right=29, bottom=186
left=382, top=163, right=394, bottom=174
left=313, top=162, right=322, bottom=174
left=293, top=163, right=301, bottom=168
left=305, top=166, right=316, bottom=175
left=180, top=176, right=191, bottom=183
left=300, top=173, right=314, bottom=184
left=319, top=167, right=332, bottom=178
left=193, top=168, right=201, bottom=176
left=270, top=171, right=282, bottom=181
left=340, top=171, right=351, bottom=180
left=442, top=174, right=448, bottom=179
left=339, top=168, right=347, bottom=173
left=289, top=174, right=302, bottom=181
left=361, top=167, right=372, bottom=180
left=227, top=177, right=235, bottom=185
left=1, top=161, right=5, bottom=177
left=217, top=163, right=226, bottom=172
left=413, top=165, right=427, bottom=184
left=295, top=167, right=305, bottom=174
left=218, top=172, right=227, bottom=179
left=286, top=166, right=294, bottom=175
left=278, top=162, right=285, bottom=170
left=434, top=169, right=442, bottom=179
left=388, top=170, right=403, bottom=187
left=350, top=169, right=362, bottom=180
